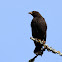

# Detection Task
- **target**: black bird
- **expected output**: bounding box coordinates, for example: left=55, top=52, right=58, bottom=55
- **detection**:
left=29, top=11, right=47, bottom=55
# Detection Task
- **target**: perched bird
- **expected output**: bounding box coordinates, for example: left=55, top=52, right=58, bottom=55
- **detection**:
left=29, top=11, right=47, bottom=55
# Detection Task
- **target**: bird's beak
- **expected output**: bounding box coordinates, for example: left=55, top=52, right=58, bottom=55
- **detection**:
left=28, top=12, right=32, bottom=14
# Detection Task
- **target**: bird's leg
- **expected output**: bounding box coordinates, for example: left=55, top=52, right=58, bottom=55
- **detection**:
left=43, top=41, right=47, bottom=49
left=43, top=41, right=46, bottom=44
left=41, top=39, right=47, bottom=49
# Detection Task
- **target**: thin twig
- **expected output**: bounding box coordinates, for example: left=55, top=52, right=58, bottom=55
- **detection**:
left=29, top=55, right=38, bottom=62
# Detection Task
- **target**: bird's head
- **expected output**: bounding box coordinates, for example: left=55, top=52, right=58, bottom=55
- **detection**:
left=29, top=11, right=41, bottom=17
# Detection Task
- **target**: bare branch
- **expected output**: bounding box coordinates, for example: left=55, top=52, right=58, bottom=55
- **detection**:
left=29, top=55, right=38, bottom=62
left=29, top=37, right=62, bottom=62
left=30, top=37, right=62, bottom=56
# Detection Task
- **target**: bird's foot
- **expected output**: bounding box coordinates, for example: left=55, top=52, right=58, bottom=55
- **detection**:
left=43, top=41, right=46, bottom=44
left=37, top=39, right=41, bottom=43
left=37, top=39, right=46, bottom=45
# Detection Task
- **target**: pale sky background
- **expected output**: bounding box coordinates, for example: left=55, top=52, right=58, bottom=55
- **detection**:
left=0, top=0, right=62, bottom=62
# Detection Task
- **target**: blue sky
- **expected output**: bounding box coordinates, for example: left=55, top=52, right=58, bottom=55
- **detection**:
left=0, top=0, right=62, bottom=62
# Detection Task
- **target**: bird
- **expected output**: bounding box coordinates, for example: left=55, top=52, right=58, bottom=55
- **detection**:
left=29, top=11, right=47, bottom=55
